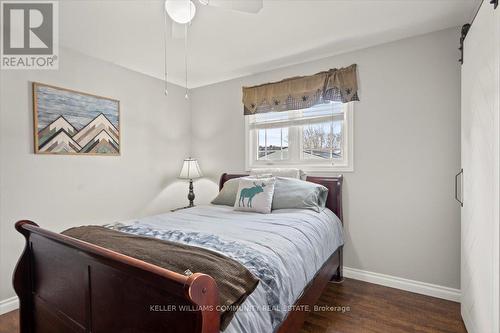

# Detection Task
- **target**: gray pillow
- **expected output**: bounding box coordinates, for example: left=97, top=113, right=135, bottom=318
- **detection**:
left=212, top=176, right=329, bottom=212
left=211, top=178, right=239, bottom=206
left=272, top=177, right=328, bottom=212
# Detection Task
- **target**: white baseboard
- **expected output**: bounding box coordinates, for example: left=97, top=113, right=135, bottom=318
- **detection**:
left=0, top=268, right=461, bottom=317
left=0, top=296, right=19, bottom=315
left=343, top=266, right=461, bottom=302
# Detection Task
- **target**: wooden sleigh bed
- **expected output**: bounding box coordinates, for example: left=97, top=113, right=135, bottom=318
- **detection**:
left=13, top=174, right=343, bottom=333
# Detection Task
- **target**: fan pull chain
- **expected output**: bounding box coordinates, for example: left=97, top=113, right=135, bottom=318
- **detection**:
left=163, top=9, right=169, bottom=96
left=184, top=3, right=190, bottom=99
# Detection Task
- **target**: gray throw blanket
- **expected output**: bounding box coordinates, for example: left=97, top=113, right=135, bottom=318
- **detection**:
left=62, top=226, right=259, bottom=330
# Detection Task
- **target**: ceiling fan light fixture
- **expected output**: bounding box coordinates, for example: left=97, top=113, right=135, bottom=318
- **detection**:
left=165, top=0, right=196, bottom=24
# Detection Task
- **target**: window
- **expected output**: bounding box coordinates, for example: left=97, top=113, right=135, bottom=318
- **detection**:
left=245, top=102, right=353, bottom=172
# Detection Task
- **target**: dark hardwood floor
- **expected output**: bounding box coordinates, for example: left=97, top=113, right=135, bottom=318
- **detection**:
left=300, top=279, right=466, bottom=333
left=0, top=278, right=466, bottom=333
left=0, top=309, right=18, bottom=333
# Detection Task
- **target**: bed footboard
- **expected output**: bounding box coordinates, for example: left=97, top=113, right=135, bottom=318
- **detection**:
left=13, top=220, right=220, bottom=333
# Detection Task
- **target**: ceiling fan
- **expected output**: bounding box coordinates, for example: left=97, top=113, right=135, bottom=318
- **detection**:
left=163, top=0, right=262, bottom=97
left=165, top=0, right=263, bottom=38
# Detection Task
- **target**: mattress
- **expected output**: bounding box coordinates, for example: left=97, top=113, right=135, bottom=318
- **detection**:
left=105, top=205, right=344, bottom=333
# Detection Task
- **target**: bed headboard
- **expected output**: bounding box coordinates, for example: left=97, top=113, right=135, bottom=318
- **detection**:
left=218, top=173, right=343, bottom=224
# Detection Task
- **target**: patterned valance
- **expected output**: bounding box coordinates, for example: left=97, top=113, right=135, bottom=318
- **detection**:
left=242, top=64, right=359, bottom=115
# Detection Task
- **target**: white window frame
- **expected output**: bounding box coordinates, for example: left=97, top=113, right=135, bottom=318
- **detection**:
left=245, top=103, right=354, bottom=173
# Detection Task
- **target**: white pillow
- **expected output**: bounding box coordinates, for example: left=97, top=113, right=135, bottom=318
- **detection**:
left=234, top=177, right=276, bottom=214
left=250, top=168, right=304, bottom=179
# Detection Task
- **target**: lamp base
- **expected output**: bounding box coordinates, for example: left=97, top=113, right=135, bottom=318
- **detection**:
left=187, top=179, right=195, bottom=207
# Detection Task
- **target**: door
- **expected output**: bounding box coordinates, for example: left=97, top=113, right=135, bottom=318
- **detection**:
left=460, top=2, right=500, bottom=333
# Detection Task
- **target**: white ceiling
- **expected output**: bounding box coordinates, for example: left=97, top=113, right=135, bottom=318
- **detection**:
left=60, top=0, right=478, bottom=88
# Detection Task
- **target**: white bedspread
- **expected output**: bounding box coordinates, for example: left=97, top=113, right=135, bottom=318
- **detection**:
left=105, top=205, right=343, bottom=333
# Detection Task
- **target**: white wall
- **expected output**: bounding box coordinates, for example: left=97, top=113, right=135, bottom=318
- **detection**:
left=190, top=28, right=462, bottom=289
left=0, top=47, right=191, bottom=301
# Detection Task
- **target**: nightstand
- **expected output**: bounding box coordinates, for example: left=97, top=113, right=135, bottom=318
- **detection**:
left=171, top=205, right=195, bottom=212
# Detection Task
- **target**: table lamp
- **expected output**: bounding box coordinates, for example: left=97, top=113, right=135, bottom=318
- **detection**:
left=179, top=158, right=202, bottom=207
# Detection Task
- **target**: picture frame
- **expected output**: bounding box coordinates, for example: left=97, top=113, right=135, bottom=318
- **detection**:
left=32, top=82, right=121, bottom=156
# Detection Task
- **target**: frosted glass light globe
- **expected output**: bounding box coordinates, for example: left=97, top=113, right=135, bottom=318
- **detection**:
left=165, top=0, right=196, bottom=24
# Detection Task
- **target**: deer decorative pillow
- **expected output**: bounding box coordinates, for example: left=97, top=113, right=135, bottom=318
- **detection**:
left=234, top=177, right=276, bottom=214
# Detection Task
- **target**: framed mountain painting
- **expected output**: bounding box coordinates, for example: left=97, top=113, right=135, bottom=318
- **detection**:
left=33, top=82, right=120, bottom=155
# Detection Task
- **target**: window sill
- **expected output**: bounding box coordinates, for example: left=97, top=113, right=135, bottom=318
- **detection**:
left=247, top=164, right=354, bottom=174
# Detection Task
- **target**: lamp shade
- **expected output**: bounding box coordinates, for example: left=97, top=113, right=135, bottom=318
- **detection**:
left=179, top=158, right=202, bottom=179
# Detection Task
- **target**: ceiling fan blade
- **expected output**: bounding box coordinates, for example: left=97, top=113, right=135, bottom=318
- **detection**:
left=205, top=0, right=263, bottom=13
left=171, top=21, right=185, bottom=39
